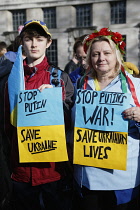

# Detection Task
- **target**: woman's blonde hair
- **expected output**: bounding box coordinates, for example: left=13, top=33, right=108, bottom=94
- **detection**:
left=85, top=36, right=123, bottom=77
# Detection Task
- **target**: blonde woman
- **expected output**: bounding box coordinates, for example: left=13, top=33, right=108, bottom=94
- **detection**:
left=73, top=28, right=140, bottom=210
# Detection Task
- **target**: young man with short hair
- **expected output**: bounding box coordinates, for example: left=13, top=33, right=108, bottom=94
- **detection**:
left=5, top=20, right=74, bottom=210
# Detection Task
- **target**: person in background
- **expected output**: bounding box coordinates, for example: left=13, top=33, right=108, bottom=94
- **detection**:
left=5, top=35, right=26, bottom=62
left=0, top=41, right=7, bottom=57
left=4, top=19, right=74, bottom=210
left=69, top=35, right=88, bottom=86
left=72, top=28, right=140, bottom=210
left=69, top=41, right=88, bottom=86
left=64, top=35, right=88, bottom=75
left=0, top=49, right=14, bottom=210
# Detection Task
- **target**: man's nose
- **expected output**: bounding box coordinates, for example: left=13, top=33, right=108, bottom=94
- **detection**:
left=31, top=38, right=37, bottom=47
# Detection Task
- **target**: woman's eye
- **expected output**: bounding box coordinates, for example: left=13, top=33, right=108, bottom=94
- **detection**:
left=104, top=51, right=112, bottom=55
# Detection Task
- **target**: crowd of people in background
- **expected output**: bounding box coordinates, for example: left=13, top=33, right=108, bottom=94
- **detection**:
left=0, top=41, right=7, bottom=57
left=0, top=19, right=140, bottom=210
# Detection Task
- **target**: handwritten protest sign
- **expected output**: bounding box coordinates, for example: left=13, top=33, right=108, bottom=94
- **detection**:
left=74, top=89, right=130, bottom=170
left=74, top=128, right=127, bottom=170
left=17, top=88, right=64, bottom=126
left=75, top=89, right=130, bottom=132
left=17, top=125, right=67, bottom=162
left=17, top=88, right=68, bottom=163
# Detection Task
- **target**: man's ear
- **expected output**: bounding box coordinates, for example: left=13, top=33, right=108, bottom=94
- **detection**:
left=46, top=40, right=52, bottom=49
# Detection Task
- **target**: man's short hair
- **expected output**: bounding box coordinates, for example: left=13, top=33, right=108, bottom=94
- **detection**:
left=0, top=42, right=7, bottom=51
left=20, top=20, right=52, bottom=41
left=73, top=34, right=88, bottom=54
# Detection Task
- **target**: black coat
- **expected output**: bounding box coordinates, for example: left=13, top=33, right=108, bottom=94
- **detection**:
left=0, top=55, right=13, bottom=209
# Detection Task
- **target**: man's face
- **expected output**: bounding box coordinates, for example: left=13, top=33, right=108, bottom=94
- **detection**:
left=0, top=48, right=7, bottom=57
left=75, top=45, right=88, bottom=70
left=22, top=35, right=51, bottom=65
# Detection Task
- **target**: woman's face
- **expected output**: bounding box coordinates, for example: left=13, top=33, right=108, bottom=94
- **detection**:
left=90, top=41, right=117, bottom=75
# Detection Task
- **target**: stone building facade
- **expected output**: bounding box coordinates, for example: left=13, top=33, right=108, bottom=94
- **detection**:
left=0, top=0, right=140, bottom=70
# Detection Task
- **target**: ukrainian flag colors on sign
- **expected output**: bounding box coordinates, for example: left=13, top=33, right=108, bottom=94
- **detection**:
left=73, top=89, right=130, bottom=170
left=17, top=88, right=68, bottom=163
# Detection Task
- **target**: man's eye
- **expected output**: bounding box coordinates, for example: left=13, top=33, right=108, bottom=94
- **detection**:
left=24, top=38, right=30, bottom=41
left=38, top=39, right=43, bottom=41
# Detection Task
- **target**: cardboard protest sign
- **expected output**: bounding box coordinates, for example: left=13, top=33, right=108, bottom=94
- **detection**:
left=75, top=89, right=130, bottom=132
left=17, top=88, right=64, bottom=126
left=17, top=125, right=67, bottom=162
left=74, top=89, right=130, bottom=170
left=17, top=88, right=68, bottom=163
left=74, top=128, right=127, bottom=170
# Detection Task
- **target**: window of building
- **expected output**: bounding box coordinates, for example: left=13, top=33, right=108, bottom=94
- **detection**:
left=43, top=7, right=56, bottom=29
left=12, top=10, right=26, bottom=31
left=47, top=39, right=58, bottom=66
left=110, top=1, right=126, bottom=24
left=75, top=4, right=91, bottom=27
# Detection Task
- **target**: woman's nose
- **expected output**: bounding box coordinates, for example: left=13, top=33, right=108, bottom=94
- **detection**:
left=99, top=52, right=105, bottom=61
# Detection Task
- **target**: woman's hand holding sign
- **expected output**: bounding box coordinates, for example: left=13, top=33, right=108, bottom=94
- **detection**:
left=123, top=107, right=140, bottom=122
